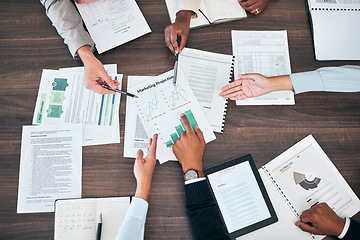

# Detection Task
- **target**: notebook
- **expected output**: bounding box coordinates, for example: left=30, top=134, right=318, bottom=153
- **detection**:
left=203, top=154, right=278, bottom=239
left=241, top=135, right=360, bottom=240
left=306, top=0, right=360, bottom=60
left=54, top=196, right=131, bottom=240
left=75, top=0, right=151, bottom=54
left=165, top=0, right=247, bottom=29
left=177, top=48, right=235, bottom=133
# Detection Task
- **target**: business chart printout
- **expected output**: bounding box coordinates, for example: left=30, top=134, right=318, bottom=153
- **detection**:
left=127, top=70, right=216, bottom=163
left=232, top=30, right=295, bottom=105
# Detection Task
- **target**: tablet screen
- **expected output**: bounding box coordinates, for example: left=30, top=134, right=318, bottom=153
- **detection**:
left=204, top=154, right=277, bottom=238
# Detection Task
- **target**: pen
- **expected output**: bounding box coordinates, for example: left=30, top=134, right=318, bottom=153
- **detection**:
left=173, top=53, right=179, bottom=85
left=101, top=84, right=139, bottom=98
left=95, top=213, right=102, bottom=240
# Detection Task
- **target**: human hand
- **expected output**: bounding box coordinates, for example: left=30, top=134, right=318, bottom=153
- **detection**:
left=77, top=45, right=120, bottom=95
left=295, top=203, right=345, bottom=236
left=172, top=113, right=205, bottom=173
left=219, top=74, right=272, bottom=100
left=134, top=134, right=158, bottom=201
left=164, top=10, right=192, bottom=55
left=238, top=0, right=270, bottom=15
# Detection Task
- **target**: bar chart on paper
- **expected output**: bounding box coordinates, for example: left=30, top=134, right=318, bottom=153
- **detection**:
left=165, top=110, right=198, bottom=147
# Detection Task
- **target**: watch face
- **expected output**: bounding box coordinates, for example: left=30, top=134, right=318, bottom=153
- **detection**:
left=185, top=170, right=198, bottom=181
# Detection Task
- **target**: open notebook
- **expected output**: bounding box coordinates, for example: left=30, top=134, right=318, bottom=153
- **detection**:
left=306, top=0, right=360, bottom=60
left=165, top=0, right=247, bottom=29
left=241, top=135, right=360, bottom=240
left=54, top=197, right=131, bottom=240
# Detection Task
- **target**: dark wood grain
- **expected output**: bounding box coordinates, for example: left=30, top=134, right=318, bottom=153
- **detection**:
left=0, top=0, right=359, bottom=239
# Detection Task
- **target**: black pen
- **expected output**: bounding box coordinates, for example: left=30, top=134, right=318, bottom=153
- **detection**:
left=101, top=84, right=139, bottom=98
left=95, top=213, right=102, bottom=240
left=173, top=53, right=179, bottom=85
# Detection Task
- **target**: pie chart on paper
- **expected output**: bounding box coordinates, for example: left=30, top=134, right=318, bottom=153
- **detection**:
left=293, top=171, right=321, bottom=190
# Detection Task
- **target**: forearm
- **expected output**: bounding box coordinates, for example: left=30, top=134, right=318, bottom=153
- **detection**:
left=135, top=180, right=152, bottom=202
left=185, top=180, right=231, bottom=240
left=269, top=75, right=294, bottom=92
left=115, top=197, right=148, bottom=240
left=40, top=0, right=94, bottom=59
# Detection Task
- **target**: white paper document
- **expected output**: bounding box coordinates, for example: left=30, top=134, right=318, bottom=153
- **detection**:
left=127, top=70, right=216, bottom=164
left=32, top=69, right=121, bottom=146
left=124, top=76, right=152, bottom=161
left=54, top=197, right=130, bottom=240
left=76, top=0, right=151, bottom=54
left=178, top=48, right=233, bottom=133
left=306, top=0, right=360, bottom=60
left=242, top=135, right=360, bottom=240
left=17, top=124, right=82, bottom=213
left=231, top=30, right=295, bottom=105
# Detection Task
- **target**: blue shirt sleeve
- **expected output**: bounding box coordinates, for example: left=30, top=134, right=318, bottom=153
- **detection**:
left=289, top=65, right=360, bottom=94
left=115, top=197, right=148, bottom=240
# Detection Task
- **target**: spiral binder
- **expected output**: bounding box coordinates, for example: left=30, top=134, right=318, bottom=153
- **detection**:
left=261, top=165, right=316, bottom=239
left=220, top=56, right=235, bottom=133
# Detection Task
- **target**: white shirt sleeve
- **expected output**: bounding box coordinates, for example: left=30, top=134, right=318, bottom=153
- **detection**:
left=115, top=197, right=149, bottom=240
left=175, top=0, right=201, bottom=18
left=289, top=65, right=360, bottom=94
left=40, top=0, right=95, bottom=59
left=338, top=217, right=351, bottom=239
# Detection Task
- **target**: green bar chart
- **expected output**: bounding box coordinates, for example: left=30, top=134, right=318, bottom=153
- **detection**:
left=165, top=109, right=198, bottom=148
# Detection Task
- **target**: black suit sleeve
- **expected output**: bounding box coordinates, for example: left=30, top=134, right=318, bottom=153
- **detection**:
left=185, top=180, right=231, bottom=240
left=342, top=218, right=360, bottom=240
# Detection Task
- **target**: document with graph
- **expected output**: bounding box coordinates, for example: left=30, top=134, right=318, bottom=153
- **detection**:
left=241, top=135, right=360, bottom=240
left=76, top=0, right=151, bottom=54
left=178, top=48, right=234, bottom=133
left=231, top=30, right=295, bottom=105
left=32, top=69, right=122, bottom=146
left=127, top=70, right=216, bottom=164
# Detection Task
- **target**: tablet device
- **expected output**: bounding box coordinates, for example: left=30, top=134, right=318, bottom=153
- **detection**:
left=203, top=154, right=278, bottom=239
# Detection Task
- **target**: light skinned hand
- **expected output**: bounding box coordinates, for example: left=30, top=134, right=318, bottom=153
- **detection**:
left=219, top=74, right=273, bottom=100
left=238, top=0, right=270, bottom=15
left=172, top=113, right=205, bottom=173
left=134, top=134, right=158, bottom=201
left=77, top=45, right=120, bottom=95
left=164, top=10, right=192, bottom=55
left=295, top=203, right=345, bottom=236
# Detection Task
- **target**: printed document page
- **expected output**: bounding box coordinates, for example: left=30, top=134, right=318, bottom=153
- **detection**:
left=124, top=76, right=152, bottom=161
left=207, top=161, right=271, bottom=233
left=17, top=124, right=82, bottom=213
left=178, top=48, right=233, bottom=133
left=231, top=30, right=294, bottom=105
left=32, top=69, right=121, bottom=146
left=307, top=0, right=360, bottom=9
left=265, top=135, right=360, bottom=219
left=127, top=70, right=216, bottom=164
left=76, top=0, right=151, bottom=54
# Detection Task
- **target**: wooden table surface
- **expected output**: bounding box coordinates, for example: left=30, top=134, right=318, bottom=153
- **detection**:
left=0, top=0, right=359, bottom=239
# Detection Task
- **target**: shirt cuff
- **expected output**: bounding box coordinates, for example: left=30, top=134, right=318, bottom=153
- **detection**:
left=338, top=217, right=350, bottom=239
left=289, top=70, right=325, bottom=94
left=126, top=197, right=149, bottom=221
left=176, top=0, right=200, bottom=18
left=185, top=177, right=206, bottom=185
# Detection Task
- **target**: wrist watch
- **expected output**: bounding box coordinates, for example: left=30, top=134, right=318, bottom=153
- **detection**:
left=184, top=169, right=204, bottom=181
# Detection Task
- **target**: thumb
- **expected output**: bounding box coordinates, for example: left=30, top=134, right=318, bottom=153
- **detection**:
left=136, top=149, right=144, bottom=160
left=295, top=221, right=317, bottom=234
left=101, top=71, right=117, bottom=89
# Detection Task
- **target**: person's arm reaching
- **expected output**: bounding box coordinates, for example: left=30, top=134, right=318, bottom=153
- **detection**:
left=295, top=202, right=360, bottom=239
left=115, top=134, right=158, bottom=240
left=219, top=65, right=360, bottom=100
left=40, top=0, right=118, bottom=95
left=173, top=114, right=231, bottom=240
